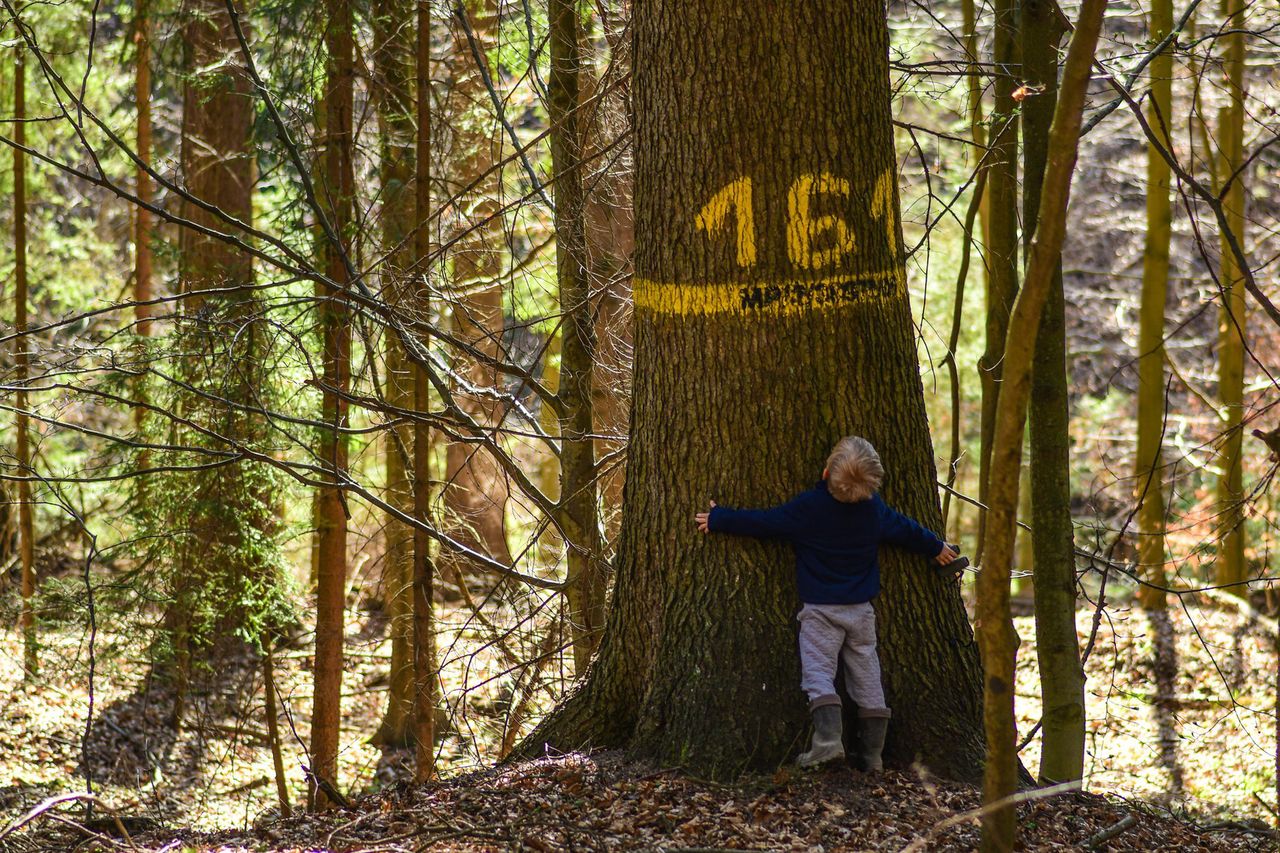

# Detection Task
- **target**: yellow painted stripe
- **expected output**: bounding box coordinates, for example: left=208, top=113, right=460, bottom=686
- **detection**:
left=633, top=269, right=905, bottom=317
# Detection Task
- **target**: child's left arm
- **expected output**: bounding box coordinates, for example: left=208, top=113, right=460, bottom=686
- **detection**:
left=875, top=495, right=955, bottom=564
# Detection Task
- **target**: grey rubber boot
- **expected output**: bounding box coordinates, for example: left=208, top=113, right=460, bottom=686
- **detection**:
left=798, top=705, right=845, bottom=767
left=858, top=716, right=889, bottom=771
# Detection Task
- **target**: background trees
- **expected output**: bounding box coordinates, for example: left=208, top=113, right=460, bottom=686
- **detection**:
left=0, top=0, right=1277, bottom=838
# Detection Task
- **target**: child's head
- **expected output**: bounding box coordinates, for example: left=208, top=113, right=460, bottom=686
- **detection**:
left=825, top=436, right=884, bottom=503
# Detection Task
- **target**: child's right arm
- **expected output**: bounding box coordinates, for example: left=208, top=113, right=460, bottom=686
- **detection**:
left=695, top=496, right=806, bottom=539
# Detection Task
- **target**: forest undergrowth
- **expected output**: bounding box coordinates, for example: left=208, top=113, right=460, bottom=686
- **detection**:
left=0, top=594, right=1275, bottom=851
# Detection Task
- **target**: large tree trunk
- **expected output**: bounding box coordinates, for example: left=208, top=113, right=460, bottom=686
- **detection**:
left=1020, top=0, right=1085, bottom=785
left=1136, top=0, right=1173, bottom=610
left=518, top=0, right=984, bottom=782
left=311, top=0, right=355, bottom=811
left=1215, top=0, right=1247, bottom=595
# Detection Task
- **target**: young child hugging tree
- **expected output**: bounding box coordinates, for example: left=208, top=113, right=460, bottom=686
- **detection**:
left=694, top=436, right=958, bottom=770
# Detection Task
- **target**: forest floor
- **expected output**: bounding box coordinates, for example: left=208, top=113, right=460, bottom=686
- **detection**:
left=0, top=594, right=1276, bottom=851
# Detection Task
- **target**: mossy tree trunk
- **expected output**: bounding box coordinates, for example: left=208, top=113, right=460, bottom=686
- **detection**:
left=1021, top=0, right=1085, bottom=785
left=517, top=0, right=985, bottom=782
left=977, top=0, right=1106, bottom=844
left=976, top=0, right=1021, bottom=560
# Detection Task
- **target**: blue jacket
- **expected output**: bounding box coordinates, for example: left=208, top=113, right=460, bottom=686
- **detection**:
left=707, top=480, right=945, bottom=604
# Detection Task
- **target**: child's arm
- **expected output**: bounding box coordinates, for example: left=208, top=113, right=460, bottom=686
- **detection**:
left=874, top=494, right=952, bottom=562
left=694, top=495, right=807, bottom=539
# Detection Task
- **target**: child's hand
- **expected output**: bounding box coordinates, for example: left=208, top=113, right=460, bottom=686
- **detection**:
left=694, top=500, right=717, bottom=534
left=935, top=543, right=960, bottom=565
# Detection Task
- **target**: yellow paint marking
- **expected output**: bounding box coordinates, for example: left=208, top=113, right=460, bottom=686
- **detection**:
left=695, top=176, right=757, bottom=268
left=786, top=172, right=857, bottom=270
left=633, top=269, right=905, bottom=317
left=871, top=169, right=899, bottom=257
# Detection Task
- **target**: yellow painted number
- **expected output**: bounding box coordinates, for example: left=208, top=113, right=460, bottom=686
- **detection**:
left=695, top=176, right=757, bottom=268
left=697, top=171, right=898, bottom=270
left=871, top=169, right=899, bottom=257
left=786, top=172, right=856, bottom=270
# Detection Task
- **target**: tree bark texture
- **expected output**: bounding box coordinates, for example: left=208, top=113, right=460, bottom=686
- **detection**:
left=14, top=44, right=36, bottom=679
left=311, top=0, right=355, bottom=810
left=519, top=0, right=985, bottom=782
left=171, top=0, right=281, bottom=666
left=1215, top=0, right=1247, bottom=594
left=413, top=0, right=438, bottom=781
left=1135, top=0, right=1174, bottom=610
left=976, top=0, right=1021, bottom=561
left=135, top=0, right=153, bottom=337
left=372, top=0, right=417, bottom=749
left=549, top=0, right=606, bottom=672
left=441, top=0, right=513, bottom=574
left=1020, top=0, right=1085, bottom=785
left=977, top=0, right=1106, bottom=846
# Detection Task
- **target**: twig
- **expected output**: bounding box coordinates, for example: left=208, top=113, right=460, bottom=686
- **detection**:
left=0, top=794, right=139, bottom=850
left=898, top=780, right=1082, bottom=852
left=1083, top=814, right=1139, bottom=849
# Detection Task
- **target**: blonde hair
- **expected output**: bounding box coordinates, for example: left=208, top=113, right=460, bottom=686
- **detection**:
left=825, top=436, right=884, bottom=503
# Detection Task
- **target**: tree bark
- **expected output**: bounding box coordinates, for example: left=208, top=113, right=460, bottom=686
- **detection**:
left=413, top=0, right=438, bottom=782
left=311, top=0, right=355, bottom=811
left=441, top=0, right=513, bottom=575
left=549, top=0, right=606, bottom=671
left=135, top=0, right=153, bottom=337
left=977, top=0, right=1107, bottom=845
left=517, top=0, right=985, bottom=782
left=1215, top=0, right=1247, bottom=595
left=372, top=0, right=417, bottom=750
left=1020, top=0, right=1085, bottom=785
left=1136, top=0, right=1174, bottom=611
left=170, top=0, right=279, bottom=706
left=976, top=0, right=1021, bottom=561
left=14, top=43, right=36, bottom=680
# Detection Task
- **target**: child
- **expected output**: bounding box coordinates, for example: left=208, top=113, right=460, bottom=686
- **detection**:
left=694, top=436, right=958, bottom=770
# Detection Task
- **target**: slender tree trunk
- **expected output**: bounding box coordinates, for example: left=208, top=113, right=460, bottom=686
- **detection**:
left=1021, top=0, right=1084, bottom=785
left=1215, top=0, right=1247, bottom=595
left=413, top=0, right=438, bottom=782
left=311, top=0, right=355, bottom=810
left=442, top=0, right=513, bottom=574
left=372, top=0, right=417, bottom=749
left=133, top=0, right=154, bottom=486
left=517, top=0, right=985, bottom=781
left=549, top=0, right=606, bottom=671
left=1136, top=0, right=1174, bottom=610
left=977, top=0, right=1107, bottom=845
left=262, top=646, right=292, bottom=817
left=14, top=44, right=36, bottom=680
left=135, top=0, right=153, bottom=337
left=976, top=0, right=1021, bottom=561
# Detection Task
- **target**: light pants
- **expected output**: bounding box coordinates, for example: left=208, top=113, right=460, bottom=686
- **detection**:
left=797, top=602, right=891, bottom=718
